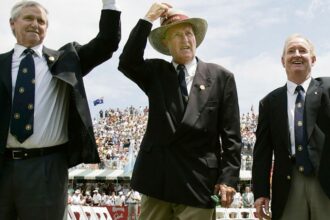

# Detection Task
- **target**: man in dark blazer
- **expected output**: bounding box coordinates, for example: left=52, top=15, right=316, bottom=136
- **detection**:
left=118, top=3, right=241, bottom=220
left=0, top=1, right=120, bottom=219
left=252, top=34, right=330, bottom=220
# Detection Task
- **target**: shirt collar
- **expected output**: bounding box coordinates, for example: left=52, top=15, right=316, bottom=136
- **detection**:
left=172, top=57, right=197, bottom=77
left=287, top=77, right=312, bottom=95
left=13, top=43, right=43, bottom=59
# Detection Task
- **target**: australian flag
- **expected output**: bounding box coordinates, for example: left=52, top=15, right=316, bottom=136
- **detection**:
left=93, top=97, right=104, bottom=106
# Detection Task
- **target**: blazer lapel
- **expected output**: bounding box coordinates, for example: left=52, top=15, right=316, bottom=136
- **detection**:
left=271, top=85, right=291, bottom=154
left=42, top=47, right=59, bottom=70
left=182, top=58, right=213, bottom=125
left=305, top=79, right=322, bottom=140
left=42, top=47, right=78, bottom=86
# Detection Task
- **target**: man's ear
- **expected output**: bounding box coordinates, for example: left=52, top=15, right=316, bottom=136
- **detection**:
left=311, top=56, right=316, bottom=66
left=9, top=18, right=15, bottom=35
left=281, top=56, right=285, bottom=68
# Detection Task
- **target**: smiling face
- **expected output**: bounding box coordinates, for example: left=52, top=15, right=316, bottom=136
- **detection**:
left=281, top=36, right=316, bottom=84
left=10, top=5, right=48, bottom=48
left=163, top=23, right=196, bottom=64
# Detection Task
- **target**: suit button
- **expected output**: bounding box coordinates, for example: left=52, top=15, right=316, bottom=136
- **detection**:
left=287, top=175, right=291, bottom=180
left=297, top=145, right=303, bottom=151
left=299, top=166, right=304, bottom=172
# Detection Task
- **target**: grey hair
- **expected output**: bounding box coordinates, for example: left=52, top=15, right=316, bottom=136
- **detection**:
left=10, top=1, right=48, bottom=22
left=282, top=33, right=316, bottom=57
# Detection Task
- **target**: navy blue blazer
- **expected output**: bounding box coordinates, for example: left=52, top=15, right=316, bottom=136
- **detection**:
left=253, top=78, right=330, bottom=220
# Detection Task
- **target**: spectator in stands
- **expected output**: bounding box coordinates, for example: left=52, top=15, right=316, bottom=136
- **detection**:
left=126, top=189, right=141, bottom=220
left=78, top=194, right=86, bottom=205
left=84, top=191, right=93, bottom=206
left=117, top=191, right=125, bottom=206
left=253, top=34, right=330, bottom=220
left=92, top=189, right=102, bottom=206
left=0, top=1, right=121, bottom=219
left=242, top=186, right=254, bottom=208
left=118, top=191, right=126, bottom=205
left=72, top=189, right=81, bottom=205
left=100, top=192, right=108, bottom=206
left=230, top=192, right=242, bottom=209
left=118, top=3, right=241, bottom=220
left=106, top=191, right=117, bottom=206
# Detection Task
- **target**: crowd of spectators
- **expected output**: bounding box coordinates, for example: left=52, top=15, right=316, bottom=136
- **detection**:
left=72, top=106, right=148, bottom=170
left=68, top=181, right=139, bottom=207
left=240, top=107, right=257, bottom=171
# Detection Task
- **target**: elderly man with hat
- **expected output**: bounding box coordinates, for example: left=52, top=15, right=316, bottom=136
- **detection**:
left=118, top=3, right=241, bottom=220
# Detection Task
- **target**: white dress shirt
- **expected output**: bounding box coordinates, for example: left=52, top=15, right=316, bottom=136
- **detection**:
left=7, top=44, right=69, bottom=149
left=287, top=77, right=311, bottom=155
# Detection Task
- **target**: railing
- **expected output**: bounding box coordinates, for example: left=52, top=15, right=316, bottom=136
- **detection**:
left=216, top=207, right=258, bottom=219
left=67, top=205, right=258, bottom=220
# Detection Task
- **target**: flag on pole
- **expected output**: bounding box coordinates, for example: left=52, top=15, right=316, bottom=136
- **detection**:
left=93, top=97, right=104, bottom=106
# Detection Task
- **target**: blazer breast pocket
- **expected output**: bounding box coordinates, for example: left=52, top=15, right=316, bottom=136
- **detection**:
left=195, top=101, right=219, bottom=131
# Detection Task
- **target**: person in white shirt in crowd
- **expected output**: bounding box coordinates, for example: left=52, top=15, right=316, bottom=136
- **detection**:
left=242, top=186, right=254, bottom=208
left=92, top=189, right=102, bottom=206
left=230, top=192, right=242, bottom=208
left=71, top=189, right=81, bottom=205
left=126, top=189, right=141, bottom=220
left=100, top=192, right=108, bottom=206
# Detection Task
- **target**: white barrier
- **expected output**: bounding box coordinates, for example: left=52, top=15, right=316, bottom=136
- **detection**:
left=216, top=208, right=257, bottom=220
left=93, top=207, right=112, bottom=220
left=67, top=205, right=256, bottom=220
left=68, top=205, right=112, bottom=220
left=69, top=205, right=89, bottom=220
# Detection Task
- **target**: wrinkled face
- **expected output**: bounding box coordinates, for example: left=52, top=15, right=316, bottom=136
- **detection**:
left=10, top=6, right=48, bottom=48
left=281, top=37, right=316, bottom=82
left=163, top=23, right=196, bottom=64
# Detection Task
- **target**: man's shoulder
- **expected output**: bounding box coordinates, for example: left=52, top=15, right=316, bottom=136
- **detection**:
left=200, top=59, right=232, bottom=73
left=145, top=58, right=171, bottom=68
left=57, top=42, right=81, bottom=52
left=0, top=50, right=13, bottom=59
left=314, top=77, right=330, bottom=86
left=261, top=85, right=286, bottom=102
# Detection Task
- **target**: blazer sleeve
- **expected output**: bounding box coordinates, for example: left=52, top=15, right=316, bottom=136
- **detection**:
left=252, top=98, right=273, bottom=200
left=118, top=19, right=154, bottom=93
left=74, top=9, right=121, bottom=75
left=217, top=72, right=242, bottom=187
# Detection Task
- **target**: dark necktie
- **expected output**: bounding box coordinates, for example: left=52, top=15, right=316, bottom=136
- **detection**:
left=10, top=48, right=35, bottom=143
left=294, top=85, right=313, bottom=175
left=177, top=64, right=188, bottom=105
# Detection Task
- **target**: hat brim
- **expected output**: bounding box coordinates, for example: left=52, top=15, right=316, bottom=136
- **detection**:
left=148, top=18, right=208, bottom=56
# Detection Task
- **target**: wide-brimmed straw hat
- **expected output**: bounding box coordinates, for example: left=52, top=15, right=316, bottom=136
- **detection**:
left=149, top=8, right=208, bottom=55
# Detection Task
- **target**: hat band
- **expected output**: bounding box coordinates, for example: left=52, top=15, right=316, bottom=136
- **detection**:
left=161, top=14, right=189, bottom=26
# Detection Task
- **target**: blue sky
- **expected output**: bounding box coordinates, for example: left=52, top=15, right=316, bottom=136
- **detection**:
left=1, top=0, right=330, bottom=118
